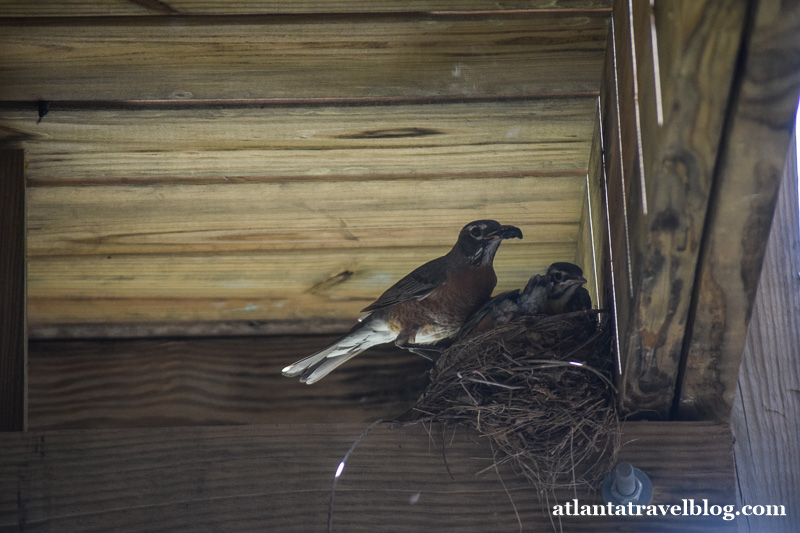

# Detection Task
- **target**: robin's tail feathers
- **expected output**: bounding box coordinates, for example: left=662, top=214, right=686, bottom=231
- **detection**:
left=280, top=319, right=394, bottom=384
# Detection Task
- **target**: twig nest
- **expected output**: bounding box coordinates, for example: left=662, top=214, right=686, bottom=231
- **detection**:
left=401, top=310, right=619, bottom=492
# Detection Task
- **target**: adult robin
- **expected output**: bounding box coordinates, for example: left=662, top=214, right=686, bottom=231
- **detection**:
left=281, top=220, right=523, bottom=384
left=457, top=261, right=591, bottom=338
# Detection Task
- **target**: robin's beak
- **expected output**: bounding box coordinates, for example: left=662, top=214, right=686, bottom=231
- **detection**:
left=565, top=276, right=587, bottom=287
left=494, top=225, right=523, bottom=240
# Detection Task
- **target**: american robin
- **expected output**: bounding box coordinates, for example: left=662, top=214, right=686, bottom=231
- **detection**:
left=281, top=220, right=523, bottom=384
left=543, top=262, right=591, bottom=315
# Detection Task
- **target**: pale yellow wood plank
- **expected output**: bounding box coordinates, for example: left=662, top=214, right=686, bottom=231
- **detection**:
left=0, top=14, right=607, bottom=101
left=27, top=176, right=584, bottom=255
left=0, top=0, right=611, bottom=17
left=27, top=243, right=576, bottom=325
left=1, top=99, right=596, bottom=180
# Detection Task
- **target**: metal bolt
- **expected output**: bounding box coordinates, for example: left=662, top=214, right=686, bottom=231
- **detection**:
left=602, top=461, right=653, bottom=506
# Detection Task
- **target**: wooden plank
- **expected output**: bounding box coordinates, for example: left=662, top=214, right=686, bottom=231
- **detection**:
left=0, top=149, right=26, bottom=432
left=0, top=422, right=736, bottom=532
left=612, top=0, right=748, bottom=417
left=0, top=99, right=596, bottom=181
left=730, top=136, right=800, bottom=532
left=26, top=176, right=585, bottom=255
left=0, top=0, right=612, bottom=17
left=0, top=14, right=608, bottom=102
left=28, top=336, right=430, bottom=430
left=679, top=0, right=800, bottom=420
left=574, top=109, right=606, bottom=310
left=27, top=243, right=575, bottom=326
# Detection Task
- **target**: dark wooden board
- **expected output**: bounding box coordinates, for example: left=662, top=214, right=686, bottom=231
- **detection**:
left=28, top=336, right=431, bottom=430
left=0, top=149, right=26, bottom=431
left=0, top=422, right=736, bottom=532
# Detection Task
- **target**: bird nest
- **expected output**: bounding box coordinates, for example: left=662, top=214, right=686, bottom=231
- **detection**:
left=398, top=310, right=620, bottom=492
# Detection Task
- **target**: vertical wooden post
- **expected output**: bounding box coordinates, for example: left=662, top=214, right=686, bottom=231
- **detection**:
left=730, top=134, right=800, bottom=533
left=0, top=149, right=26, bottom=431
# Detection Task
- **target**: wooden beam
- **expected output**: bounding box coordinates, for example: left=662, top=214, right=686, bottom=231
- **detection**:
left=0, top=0, right=612, bottom=17
left=678, top=0, right=800, bottom=420
left=0, top=422, right=735, bottom=532
left=607, top=0, right=749, bottom=417
left=28, top=242, right=575, bottom=328
left=27, top=336, right=430, bottom=430
left=1, top=99, right=596, bottom=181
left=0, top=14, right=607, bottom=102
left=731, top=134, right=800, bottom=533
left=0, top=149, right=26, bottom=432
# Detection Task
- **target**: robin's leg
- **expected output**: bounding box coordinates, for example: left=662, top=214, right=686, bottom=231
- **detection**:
left=394, top=331, right=446, bottom=361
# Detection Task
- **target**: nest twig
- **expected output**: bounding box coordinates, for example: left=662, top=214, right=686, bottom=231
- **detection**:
left=398, top=311, right=620, bottom=492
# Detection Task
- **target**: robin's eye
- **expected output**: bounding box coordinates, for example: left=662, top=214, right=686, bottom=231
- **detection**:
left=469, top=226, right=482, bottom=238
left=553, top=272, right=563, bottom=282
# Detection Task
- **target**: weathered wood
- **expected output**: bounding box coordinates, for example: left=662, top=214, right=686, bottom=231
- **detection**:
left=679, top=0, right=800, bottom=420
left=574, top=108, right=606, bottom=310
left=0, top=99, right=596, bottom=181
left=0, top=149, right=26, bottom=431
left=0, top=422, right=736, bottom=532
left=0, top=14, right=607, bottom=102
left=611, top=0, right=749, bottom=417
left=730, top=135, right=800, bottom=533
left=28, top=336, right=430, bottom=430
left=28, top=243, right=573, bottom=327
left=0, top=0, right=612, bottom=17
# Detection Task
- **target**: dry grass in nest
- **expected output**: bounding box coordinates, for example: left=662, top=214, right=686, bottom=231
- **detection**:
left=398, top=311, right=620, bottom=492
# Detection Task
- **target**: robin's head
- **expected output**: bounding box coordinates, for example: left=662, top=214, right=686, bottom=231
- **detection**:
left=546, top=262, right=587, bottom=304
left=454, top=220, right=523, bottom=265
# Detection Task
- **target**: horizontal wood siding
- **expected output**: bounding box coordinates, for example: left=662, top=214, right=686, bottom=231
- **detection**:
left=0, top=14, right=607, bottom=102
left=0, top=422, right=735, bottom=532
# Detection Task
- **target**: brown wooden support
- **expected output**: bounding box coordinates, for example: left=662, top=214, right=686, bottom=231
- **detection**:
left=0, top=149, right=26, bottom=431
left=679, top=0, right=800, bottom=420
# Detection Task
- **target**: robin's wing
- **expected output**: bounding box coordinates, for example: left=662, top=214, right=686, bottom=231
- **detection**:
left=457, top=289, right=519, bottom=338
left=361, top=255, right=449, bottom=313
left=566, top=287, right=593, bottom=312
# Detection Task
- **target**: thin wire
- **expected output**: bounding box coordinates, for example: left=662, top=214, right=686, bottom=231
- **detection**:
left=328, top=419, right=388, bottom=533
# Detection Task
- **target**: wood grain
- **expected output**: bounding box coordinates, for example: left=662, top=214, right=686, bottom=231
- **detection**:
left=574, top=108, right=606, bottom=311
left=0, top=422, right=735, bottom=532
left=0, top=0, right=612, bottom=17
left=0, top=14, right=608, bottom=102
left=0, top=150, right=26, bottom=431
left=26, top=173, right=582, bottom=328
left=0, top=99, right=596, bottom=181
left=26, top=176, right=585, bottom=255
left=28, top=336, right=431, bottom=430
left=27, top=243, right=574, bottom=326
left=679, top=0, right=800, bottom=420
left=610, top=0, right=748, bottom=417
left=730, top=135, right=800, bottom=532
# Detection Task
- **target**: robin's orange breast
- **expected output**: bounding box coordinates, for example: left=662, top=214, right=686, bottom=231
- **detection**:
left=387, top=264, right=497, bottom=342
